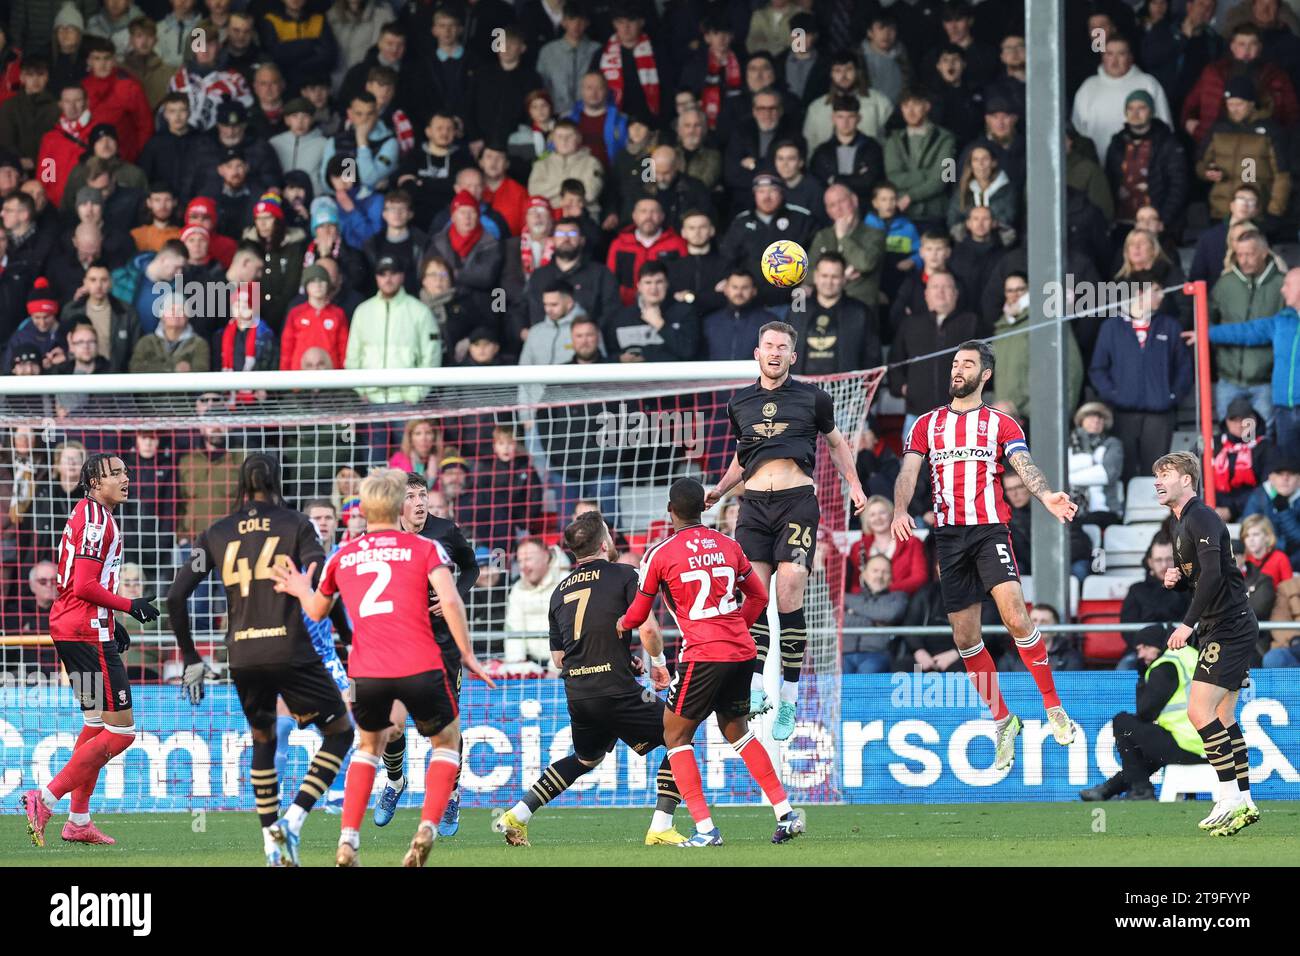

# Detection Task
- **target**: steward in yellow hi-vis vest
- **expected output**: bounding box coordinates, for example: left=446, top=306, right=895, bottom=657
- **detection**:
left=1079, top=625, right=1209, bottom=801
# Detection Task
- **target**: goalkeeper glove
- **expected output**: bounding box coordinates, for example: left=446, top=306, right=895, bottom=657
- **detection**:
left=113, top=619, right=131, bottom=654
left=128, top=597, right=160, bottom=623
left=182, top=660, right=213, bottom=705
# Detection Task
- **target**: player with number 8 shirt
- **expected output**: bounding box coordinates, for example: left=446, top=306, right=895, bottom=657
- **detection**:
left=891, top=341, right=1079, bottom=772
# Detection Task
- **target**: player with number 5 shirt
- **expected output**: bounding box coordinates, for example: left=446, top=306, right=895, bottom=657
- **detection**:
left=891, top=341, right=1079, bottom=773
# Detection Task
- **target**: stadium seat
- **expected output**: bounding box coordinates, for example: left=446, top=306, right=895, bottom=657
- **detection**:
left=1124, top=477, right=1164, bottom=523
left=1081, top=573, right=1144, bottom=601
left=1158, top=763, right=1219, bottom=802
left=1018, top=576, right=1079, bottom=615
left=1078, top=574, right=1143, bottom=661
left=1102, top=523, right=1162, bottom=568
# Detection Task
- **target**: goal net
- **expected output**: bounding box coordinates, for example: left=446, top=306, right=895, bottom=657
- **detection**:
left=0, top=363, right=881, bottom=812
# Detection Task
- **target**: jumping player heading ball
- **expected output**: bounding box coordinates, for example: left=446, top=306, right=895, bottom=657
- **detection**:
left=705, top=321, right=867, bottom=741
left=891, top=341, right=1078, bottom=770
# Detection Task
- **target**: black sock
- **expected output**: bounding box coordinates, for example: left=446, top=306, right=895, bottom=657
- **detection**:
left=1197, top=718, right=1236, bottom=784
left=751, top=619, right=770, bottom=676
left=251, top=734, right=279, bottom=828
left=454, top=736, right=463, bottom=793
left=779, top=607, right=807, bottom=684
left=1224, top=722, right=1250, bottom=792
left=655, top=753, right=681, bottom=814
left=293, top=729, right=351, bottom=813
left=523, top=754, right=593, bottom=814
left=383, top=732, right=406, bottom=782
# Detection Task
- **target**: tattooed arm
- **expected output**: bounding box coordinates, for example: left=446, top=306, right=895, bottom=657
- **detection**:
left=1008, top=451, right=1078, bottom=523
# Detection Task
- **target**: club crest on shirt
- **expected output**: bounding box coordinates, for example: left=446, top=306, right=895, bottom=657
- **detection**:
left=978, top=420, right=988, bottom=435
left=762, top=401, right=777, bottom=418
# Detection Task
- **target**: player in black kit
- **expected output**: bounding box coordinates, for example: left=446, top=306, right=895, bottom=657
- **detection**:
left=704, top=321, right=866, bottom=740
left=371, top=471, right=482, bottom=833
left=1154, top=451, right=1260, bottom=836
left=493, top=512, right=685, bottom=847
left=166, top=454, right=354, bottom=866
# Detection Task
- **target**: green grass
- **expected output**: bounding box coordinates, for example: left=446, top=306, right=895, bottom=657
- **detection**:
left=5, top=802, right=1298, bottom=866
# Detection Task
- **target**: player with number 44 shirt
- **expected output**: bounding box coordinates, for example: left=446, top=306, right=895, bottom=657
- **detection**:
left=891, top=342, right=1079, bottom=773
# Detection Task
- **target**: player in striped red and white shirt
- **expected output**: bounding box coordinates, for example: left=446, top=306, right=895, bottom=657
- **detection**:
left=892, top=341, right=1079, bottom=771
left=22, top=454, right=160, bottom=849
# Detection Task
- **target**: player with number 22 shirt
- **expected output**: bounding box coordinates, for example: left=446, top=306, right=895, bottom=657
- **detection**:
left=619, top=478, right=805, bottom=847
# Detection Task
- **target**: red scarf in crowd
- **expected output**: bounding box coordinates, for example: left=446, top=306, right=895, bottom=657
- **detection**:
left=1214, top=437, right=1260, bottom=492
left=449, top=222, right=483, bottom=260
left=302, top=236, right=340, bottom=269
left=519, top=235, right=554, bottom=277
left=221, top=321, right=260, bottom=372
left=599, top=33, right=660, bottom=114
left=700, top=48, right=740, bottom=128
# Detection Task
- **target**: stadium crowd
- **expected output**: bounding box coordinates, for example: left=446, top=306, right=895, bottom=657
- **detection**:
left=2, top=0, right=1300, bottom=678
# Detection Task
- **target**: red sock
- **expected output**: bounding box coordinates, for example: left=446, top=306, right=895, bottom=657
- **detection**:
left=958, top=642, right=1009, bottom=721
left=736, top=733, right=788, bottom=806
left=48, top=728, right=134, bottom=801
left=342, top=752, right=379, bottom=832
left=1014, top=628, right=1061, bottom=710
left=667, top=746, right=711, bottom=825
left=422, top=748, right=460, bottom=826
left=69, top=723, right=103, bottom=815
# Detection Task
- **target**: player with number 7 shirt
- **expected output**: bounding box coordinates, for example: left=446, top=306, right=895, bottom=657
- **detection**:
left=272, top=468, right=496, bottom=867
left=617, top=478, right=805, bottom=847
left=891, top=341, right=1079, bottom=772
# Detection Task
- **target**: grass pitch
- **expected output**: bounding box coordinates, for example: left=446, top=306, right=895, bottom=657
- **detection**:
left=4, top=802, right=1297, bottom=866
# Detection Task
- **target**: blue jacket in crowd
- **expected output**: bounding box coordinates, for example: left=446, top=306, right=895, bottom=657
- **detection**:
left=1207, top=306, right=1300, bottom=409
left=1242, top=483, right=1300, bottom=556
left=566, top=99, right=629, bottom=164
left=703, top=303, right=776, bottom=361
left=1089, top=311, right=1193, bottom=412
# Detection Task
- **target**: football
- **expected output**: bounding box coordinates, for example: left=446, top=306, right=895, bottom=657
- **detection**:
left=760, top=240, right=809, bottom=287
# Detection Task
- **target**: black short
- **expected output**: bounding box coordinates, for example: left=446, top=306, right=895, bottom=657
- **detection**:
left=665, top=659, right=752, bottom=722
left=736, top=486, right=820, bottom=568
left=352, top=670, right=459, bottom=736
left=53, top=640, right=132, bottom=713
left=934, top=523, right=1021, bottom=613
left=568, top=692, right=666, bottom=761
left=233, top=659, right=349, bottom=731
left=435, top=634, right=462, bottom=699
left=1195, top=610, right=1257, bottom=691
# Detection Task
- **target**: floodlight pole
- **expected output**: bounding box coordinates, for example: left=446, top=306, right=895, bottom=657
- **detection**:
left=1026, top=0, right=1072, bottom=616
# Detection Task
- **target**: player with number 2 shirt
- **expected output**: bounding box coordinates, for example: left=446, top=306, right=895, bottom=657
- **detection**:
left=618, top=478, right=805, bottom=848
left=272, top=468, right=495, bottom=867
left=891, top=341, right=1079, bottom=772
